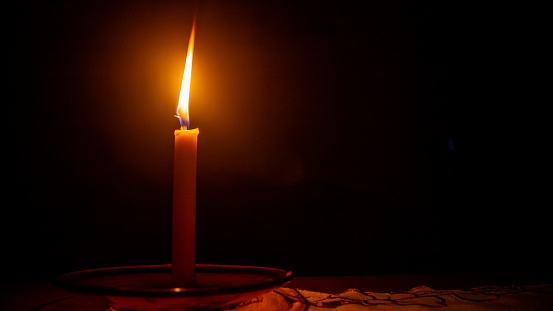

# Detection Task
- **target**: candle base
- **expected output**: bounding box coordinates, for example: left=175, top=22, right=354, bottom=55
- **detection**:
left=54, top=264, right=292, bottom=311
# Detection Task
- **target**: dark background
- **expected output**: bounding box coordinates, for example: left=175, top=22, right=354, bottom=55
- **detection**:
left=4, top=0, right=549, bottom=281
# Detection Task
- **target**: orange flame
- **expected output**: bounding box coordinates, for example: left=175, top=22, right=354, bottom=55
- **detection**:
left=176, top=20, right=196, bottom=129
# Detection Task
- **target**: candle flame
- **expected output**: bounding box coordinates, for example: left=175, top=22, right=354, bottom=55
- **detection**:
left=176, top=20, right=196, bottom=130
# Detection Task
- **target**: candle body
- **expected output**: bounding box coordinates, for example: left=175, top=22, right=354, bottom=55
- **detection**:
left=172, top=128, right=199, bottom=287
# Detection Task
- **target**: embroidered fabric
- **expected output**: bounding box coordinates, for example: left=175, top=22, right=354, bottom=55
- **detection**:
left=232, top=285, right=553, bottom=311
left=31, top=284, right=553, bottom=310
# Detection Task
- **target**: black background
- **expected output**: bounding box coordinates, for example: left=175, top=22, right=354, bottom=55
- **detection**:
left=4, top=0, right=549, bottom=281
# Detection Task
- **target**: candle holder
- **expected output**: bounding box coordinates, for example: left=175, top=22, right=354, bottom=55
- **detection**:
left=53, top=264, right=292, bottom=311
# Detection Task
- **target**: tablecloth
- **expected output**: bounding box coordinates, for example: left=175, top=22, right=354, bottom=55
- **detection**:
left=5, top=281, right=552, bottom=310
left=242, top=285, right=553, bottom=311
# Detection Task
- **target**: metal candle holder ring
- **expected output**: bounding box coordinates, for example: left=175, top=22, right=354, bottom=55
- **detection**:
left=54, top=264, right=293, bottom=311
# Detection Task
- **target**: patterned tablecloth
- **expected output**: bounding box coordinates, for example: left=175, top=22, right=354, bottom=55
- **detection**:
left=4, top=282, right=553, bottom=310
left=238, top=285, right=553, bottom=311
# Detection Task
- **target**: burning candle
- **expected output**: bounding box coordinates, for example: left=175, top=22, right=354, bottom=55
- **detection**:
left=172, top=21, right=197, bottom=287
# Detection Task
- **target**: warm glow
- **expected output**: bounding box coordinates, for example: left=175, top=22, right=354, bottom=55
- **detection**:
left=177, top=21, right=196, bottom=129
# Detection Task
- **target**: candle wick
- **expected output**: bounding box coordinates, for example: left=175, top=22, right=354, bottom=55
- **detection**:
left=175, top=114, right=188, bottom=130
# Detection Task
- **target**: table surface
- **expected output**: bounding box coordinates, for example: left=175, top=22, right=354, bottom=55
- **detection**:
left=1, top=272, right=551, bottom=311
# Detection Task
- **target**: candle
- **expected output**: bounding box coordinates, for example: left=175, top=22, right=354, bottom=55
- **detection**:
left=172, top=21, right=197, bottom=287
